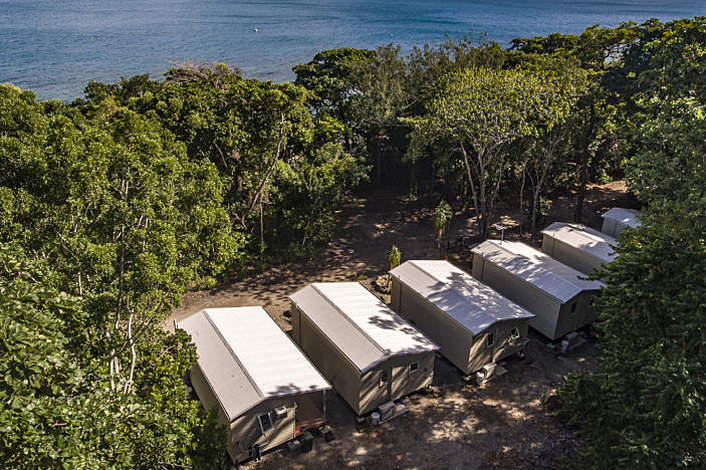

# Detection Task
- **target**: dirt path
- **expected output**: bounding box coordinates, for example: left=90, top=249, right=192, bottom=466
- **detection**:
left=172, top=182, right=634, bottom=469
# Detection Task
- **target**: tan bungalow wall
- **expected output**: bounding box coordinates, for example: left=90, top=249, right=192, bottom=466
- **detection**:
left=393, top=277, right=528, bottom=374
left=601, top=219, right=623, bottom=238
left=189, top=365, right=297, bottom=464
left=228, top=396, right=296, bottom=463
left=358, top=351, right=435, bottom=415
left=291, top=303, right=363, bottom=414
left=554, top=290, right=599, bottom=339
left=391, top=279, right=472, bottom=373
left=467, top=318, right=530, bottom=374
left=472, top=255, right=563, bottom=340
left=542, top=236, right=606, bottom=276
left=292, top=301, right=434, bottom=416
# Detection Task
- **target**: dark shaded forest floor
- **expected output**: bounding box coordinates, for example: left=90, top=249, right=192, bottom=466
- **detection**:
left=171, top=180, right=634, bottom=469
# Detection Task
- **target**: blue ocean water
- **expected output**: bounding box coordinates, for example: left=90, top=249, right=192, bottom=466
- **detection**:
left=1, top=0, right=704, bottom=101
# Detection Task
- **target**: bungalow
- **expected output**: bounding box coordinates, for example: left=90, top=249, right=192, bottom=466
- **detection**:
left=289, top=282, right=438, bottom=416
left=177, top=307, right=331, bottom=463
left=471, top=240, right=605, bottom=340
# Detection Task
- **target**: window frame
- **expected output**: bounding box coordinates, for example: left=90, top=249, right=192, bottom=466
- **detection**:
left=510, top=327, right=520, bottom=339
left=486, top=333, right=495, bottom=348
left=409, top=361, right=420, bottom=375
left=257, top=412, right=274, bottom=434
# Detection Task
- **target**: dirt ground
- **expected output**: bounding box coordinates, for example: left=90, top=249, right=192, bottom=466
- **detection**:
left=171, top=181, right=634, bottom=469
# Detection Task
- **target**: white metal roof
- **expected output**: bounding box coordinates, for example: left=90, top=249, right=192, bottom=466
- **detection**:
left=177, top=307, right=330, bottom=422
left=601, top=208, right=641, bottom=228
left=289, top=283, right=439, bottom=373
left=471, top=240, right=605, bottom=303
left=389, top=260, right=534, bottom=335
left=541, top=222, right=617, bottom=263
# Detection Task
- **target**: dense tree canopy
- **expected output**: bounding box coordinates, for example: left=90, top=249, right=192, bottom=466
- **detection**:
left=1, top=15, right=705, bottom=467
left=559, top=200, right=706, bottom=468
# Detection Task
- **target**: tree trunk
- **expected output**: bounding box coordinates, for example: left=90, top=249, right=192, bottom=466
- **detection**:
left=459, top=142, right=481, bottom=237
left=519, top=165, right=526, bottom=238
left=575, top=107, right=595, bottom=223
left=530, top=189, right=539, bottom=244
left=478, top=151, right=488, bottom=239
left=574, top=149, right=590, bottom=223
left=239, top=113, right=285, bottom=227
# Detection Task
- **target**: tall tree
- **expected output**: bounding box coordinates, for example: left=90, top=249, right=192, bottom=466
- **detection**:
left=0, top=84, right=234, bottom=466
left=622, top=18, right=706, bottom=204
left=407, top=67, right=544, bottom=238
left=511, top=23, right=637, bottom=222
left=559, top=200, right=706, bottom=468
left=516, top=58, right=588, bottom=239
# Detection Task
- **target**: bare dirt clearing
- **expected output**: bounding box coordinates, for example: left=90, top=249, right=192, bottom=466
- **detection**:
left=172, top=182, right=633, bottom=469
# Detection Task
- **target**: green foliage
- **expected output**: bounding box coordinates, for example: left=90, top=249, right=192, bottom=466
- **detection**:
left=0, top=84, right=230, bottom=467
left=433, top=200, right=453, bottom=249
left=623, top=18, right=706, bottom=204
left=386, top=245, right=402, bottom=271
left=85, top=69, right=365, bottom=263
left=407, top=66, right=546, bottom=237
left=559, top=200, right=706, bottom=468
left=293, top=47, right=377, bottom=123
left=263, top=142, right=367, bottom=259
left=0, top=246, right=223, bottom=468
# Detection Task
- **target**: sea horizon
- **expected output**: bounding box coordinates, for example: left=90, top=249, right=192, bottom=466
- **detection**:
left=1, top=0, right=705, bottom=102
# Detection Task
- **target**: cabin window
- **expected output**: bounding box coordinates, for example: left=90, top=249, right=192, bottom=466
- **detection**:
left=379, top=370, right=389, bottom=388
left=570, top=302, right=577, bottom=313
left=257, top=412, right=273, bottom=434
left=486, top=333, right=495, bottom=348
left=510, top=327, right=520, bottom=339
left=409, top=362, right=419, bottom=374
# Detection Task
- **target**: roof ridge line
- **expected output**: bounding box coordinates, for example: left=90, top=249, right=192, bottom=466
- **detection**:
left=310, top=283, right=389, bottom=358
left=407, top=260, right=533, bottom=332
left=410, top=259, right=470, bottom=284
left=203, top=309, right=265, bottom=405
left=485, top=240, right=585, bottom=296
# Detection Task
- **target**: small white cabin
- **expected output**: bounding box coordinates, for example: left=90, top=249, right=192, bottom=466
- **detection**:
left=178, top=307, right=331, bottom=463
left=601, top=208, right=641, bottom=237
left=472, top=240, right=605, bottom=340
left=541, top=222, right=616, bottom=276
left=289, top=282, right=438, bottom=416
left=389, top=260, right=534, bottom=376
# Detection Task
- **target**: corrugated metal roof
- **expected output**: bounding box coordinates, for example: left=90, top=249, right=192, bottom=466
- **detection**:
left=178, top=307, right=330, bottom=422
left=471, top=240, right=605, bottom=303
left=541, top=222, right=616, bottom=262
left=389, top=260, right=534, bottom=335
left=289, top=283, right=438, bottom=373
left=601, top=208, right=641, bottom=228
